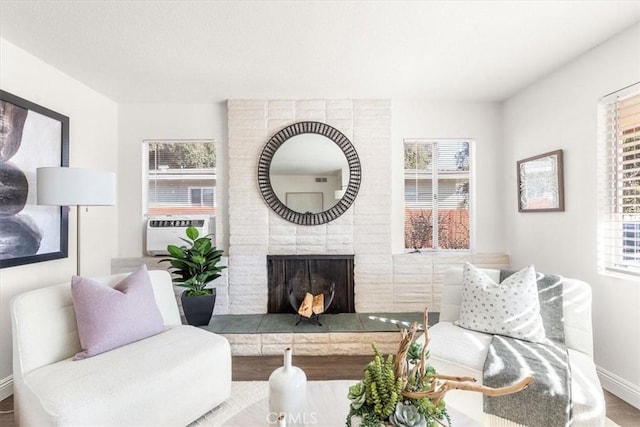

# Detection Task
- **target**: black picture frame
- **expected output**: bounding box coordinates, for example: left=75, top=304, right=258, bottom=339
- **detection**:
left=517, top=149, right=564, bottom=212
left=0, top=90, right=69, bottom=268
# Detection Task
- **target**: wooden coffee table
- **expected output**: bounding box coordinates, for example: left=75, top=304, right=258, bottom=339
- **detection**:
left=209, top=380, right=479, bottom=426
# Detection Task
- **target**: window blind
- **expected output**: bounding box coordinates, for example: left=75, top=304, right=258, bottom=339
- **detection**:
left=145, top=140, right=217, bottom=216
left=598, top=84, right=640, bottom=277
left=404, top=139, right=472, bottom=251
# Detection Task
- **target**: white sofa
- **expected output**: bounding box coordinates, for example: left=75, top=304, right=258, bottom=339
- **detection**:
left=11, top=269, right=232, bottom=427
left=426, top=267, right=606, bottom=426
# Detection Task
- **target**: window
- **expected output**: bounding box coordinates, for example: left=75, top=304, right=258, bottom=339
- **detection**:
left=145, top=140, right=216, bottom=215
left=598, top=84, right=640, bottom=277
left=404, top=139, right=473, bottom=251
left=189, top=187, right=215, bottom=207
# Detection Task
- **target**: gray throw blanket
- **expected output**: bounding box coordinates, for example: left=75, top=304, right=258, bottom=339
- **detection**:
left=482, top=271, right=572, bottom=426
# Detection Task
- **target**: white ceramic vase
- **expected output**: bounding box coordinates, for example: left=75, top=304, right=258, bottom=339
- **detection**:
left=268, top=347, right=307, bottom=426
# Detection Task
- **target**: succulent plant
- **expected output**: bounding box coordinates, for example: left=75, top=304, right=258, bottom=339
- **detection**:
left=345, top=339, right=449, bottom=427
left=407, top=341, right=422, bottom=362
left=389, top=402, right=427, bottom=427
left=348, top=381, right=366, bottom=410
left=363, top=343, right=404, bottom=420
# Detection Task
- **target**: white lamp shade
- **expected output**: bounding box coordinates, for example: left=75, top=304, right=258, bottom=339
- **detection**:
left=37, top=167, right=116, bottom=206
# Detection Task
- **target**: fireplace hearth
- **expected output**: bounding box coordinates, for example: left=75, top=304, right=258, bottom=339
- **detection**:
left=267, top=255, right=355, bottom=315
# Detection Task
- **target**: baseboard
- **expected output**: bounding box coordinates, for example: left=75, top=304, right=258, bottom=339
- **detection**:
left=597, top=366, right=640, bottom=409
left=0, top=375, right=12, bottom=402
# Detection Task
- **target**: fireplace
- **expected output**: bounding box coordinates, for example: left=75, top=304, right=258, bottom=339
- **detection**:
left=267, top=255, right=355, bottom=314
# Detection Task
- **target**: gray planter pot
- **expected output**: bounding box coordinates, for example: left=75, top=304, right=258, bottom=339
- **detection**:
left=181, top=288, right=216, bottom=326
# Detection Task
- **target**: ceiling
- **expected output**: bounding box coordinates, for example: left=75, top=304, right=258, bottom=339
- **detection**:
left=271, top=134, right=348, bottom=175
left=1, top=1, right=639, bottom=103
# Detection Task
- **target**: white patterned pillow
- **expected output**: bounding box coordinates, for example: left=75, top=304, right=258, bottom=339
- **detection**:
left=454, top=262, right=546, bottom=343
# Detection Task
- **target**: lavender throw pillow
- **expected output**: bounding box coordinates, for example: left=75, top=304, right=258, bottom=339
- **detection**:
left=71, top=264, right=165, bottom=359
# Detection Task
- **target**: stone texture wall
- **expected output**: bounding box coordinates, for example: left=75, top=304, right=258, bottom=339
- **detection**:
left=222, top=331, right=400, bottom=356
left=392, top=252, right=509, bottom=312
left=226, top=99, right=509, bottom=315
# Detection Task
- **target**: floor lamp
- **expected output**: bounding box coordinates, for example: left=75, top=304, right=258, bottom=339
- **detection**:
left=37, top=167, right=116, bottom=276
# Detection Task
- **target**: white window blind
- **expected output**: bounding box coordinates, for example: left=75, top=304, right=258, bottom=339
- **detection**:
left=145, top=140, right=217, bottom=216
left=404, top=139, right=473, bottom=251
left=598, top=83, right=640, bottom=278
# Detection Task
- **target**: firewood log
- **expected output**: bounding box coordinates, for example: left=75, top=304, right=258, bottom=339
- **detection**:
left=298, top=293, right=313, bottom=318
left=312, top=293, right=325, bottom=315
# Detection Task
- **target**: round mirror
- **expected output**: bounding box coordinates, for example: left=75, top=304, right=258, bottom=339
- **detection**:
left=258, top=121, right=361, bottom=225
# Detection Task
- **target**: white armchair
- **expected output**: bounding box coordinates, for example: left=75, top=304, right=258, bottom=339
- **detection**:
left=426, top=267, right=606, bottom=426
left=11, top=269, right=231, bottom=426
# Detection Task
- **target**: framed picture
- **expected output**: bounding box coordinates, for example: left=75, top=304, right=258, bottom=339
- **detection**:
left=0, top=90, right=69, bottom=268
left=517, top=149, right=564, bottom=212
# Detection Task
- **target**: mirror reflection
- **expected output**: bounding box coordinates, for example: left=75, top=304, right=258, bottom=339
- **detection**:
left=269, top=134, right=349, bottom=214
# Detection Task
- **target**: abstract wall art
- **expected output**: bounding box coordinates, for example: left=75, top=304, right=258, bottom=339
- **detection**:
left=0, top=90, right=69, bottom=268
left=517, top=149, right=564, bottom=212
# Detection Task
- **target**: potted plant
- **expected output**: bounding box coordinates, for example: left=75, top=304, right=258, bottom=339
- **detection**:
left=160, top=226, right=226, bottom=326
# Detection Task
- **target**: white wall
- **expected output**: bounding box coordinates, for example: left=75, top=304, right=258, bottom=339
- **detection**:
left=391, top=100, right=504, bottom=254
left=503, top=24, right=640, bottom=407
left=119, top=100, right=506, bottom=259
left=0, top=39, right=118, bottom=399
left=117, top=103, right=228, bottom=257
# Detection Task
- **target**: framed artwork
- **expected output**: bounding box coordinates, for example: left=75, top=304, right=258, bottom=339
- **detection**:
left=0, top=90, right=69, bottom=268
left=517, top=149, right=564, bottom=212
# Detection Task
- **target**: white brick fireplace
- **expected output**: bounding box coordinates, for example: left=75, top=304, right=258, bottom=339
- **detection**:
left=221, top=99, right=509, bottom=315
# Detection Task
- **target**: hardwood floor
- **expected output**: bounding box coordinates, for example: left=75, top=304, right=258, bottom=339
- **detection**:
left=0, top=394, right=15, bottom=427
left=232, top=355, right=371, bottom=381
left=604, top=389, right=640, bottom=427
left=1, top=355, right=638, bottom=426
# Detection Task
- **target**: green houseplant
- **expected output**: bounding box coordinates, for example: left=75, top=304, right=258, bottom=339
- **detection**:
left=160, top=226, right=226, bottom=325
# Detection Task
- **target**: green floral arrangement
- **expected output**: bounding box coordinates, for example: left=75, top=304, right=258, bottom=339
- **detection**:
left=346, top=311, right=535, bottom=427
left=346, top=340, right=450, bottom=427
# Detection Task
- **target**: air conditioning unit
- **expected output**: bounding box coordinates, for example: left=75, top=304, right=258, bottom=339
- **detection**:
left=145, top=216, right=213, bottom=256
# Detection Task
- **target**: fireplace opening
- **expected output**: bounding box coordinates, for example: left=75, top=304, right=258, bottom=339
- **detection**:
left=267, top=255, right=355, bottom=315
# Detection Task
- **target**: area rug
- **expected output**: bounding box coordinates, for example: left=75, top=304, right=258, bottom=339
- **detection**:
left=191, top=381, right=269, bottom=426
left=191, top=380, right=355, bottom=427
left=191, top=381, right=621, bottom=427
